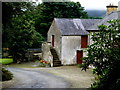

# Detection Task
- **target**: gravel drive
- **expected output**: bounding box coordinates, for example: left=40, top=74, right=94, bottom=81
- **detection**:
left=2, top=65, right=95, bottom=88
left=25, top=66, right=95, bottom=88
left=2, top=67, right=70, bottom=88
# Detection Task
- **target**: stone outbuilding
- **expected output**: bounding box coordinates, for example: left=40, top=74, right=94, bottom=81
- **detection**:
left=44, top=18, right=100, bottom=66
left=42, top=2, right=120, bottom=67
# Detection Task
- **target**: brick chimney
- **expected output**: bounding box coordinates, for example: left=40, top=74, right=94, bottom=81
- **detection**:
left=106, top=3, right=118, bottom=15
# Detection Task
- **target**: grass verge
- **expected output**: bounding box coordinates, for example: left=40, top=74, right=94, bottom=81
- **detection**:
left=0, top=58, right=13, bottom=64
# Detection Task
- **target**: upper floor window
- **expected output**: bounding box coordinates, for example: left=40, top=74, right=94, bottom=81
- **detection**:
left=52, top=35, right=54, bottom=47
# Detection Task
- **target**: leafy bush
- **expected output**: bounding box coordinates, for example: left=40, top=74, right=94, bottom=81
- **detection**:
left=82, top=20, right=120, bottom=90
left=2, top=68, right=13, bottom=81
left=77, top=64, right=84, bottom=68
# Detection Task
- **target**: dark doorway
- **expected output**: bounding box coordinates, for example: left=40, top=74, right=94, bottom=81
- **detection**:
left=77, top=50, right=83, bottom=64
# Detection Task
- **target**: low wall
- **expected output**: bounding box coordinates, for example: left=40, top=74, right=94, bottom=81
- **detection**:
left=42, top=42, right=53, bottom=67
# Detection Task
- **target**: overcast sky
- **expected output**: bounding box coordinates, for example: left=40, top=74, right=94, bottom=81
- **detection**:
left=72, top=0, right=120, bottom=10
left=35, top=0, right=120, bottom=10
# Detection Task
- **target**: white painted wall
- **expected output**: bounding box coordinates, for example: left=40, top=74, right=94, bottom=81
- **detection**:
left=118, top=1, right=120, bottom=19
left=118, top=1, right=120, bottom=11
left=61, top=36, right=87, bottom=65
left=88, top=31, right=100, bottom=45
left=88, top=32, right=94, bottom=45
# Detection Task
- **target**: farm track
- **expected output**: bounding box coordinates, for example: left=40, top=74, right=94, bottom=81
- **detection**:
left=2, top=67, right=70, bottom=88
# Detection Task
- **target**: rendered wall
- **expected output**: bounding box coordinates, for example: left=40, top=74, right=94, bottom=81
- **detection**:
left=118, top=1, right=120, bottom=20
left=61, top=36, right=87, bottom=65
left=88, top=32, right=94, bottom=45
left=88, top=31, right=100, bottom=45
left=118, top=1, right=120, bottom=11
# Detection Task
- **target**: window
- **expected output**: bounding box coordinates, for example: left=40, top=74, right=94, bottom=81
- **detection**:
left=52, top=35, right=54, bottom=47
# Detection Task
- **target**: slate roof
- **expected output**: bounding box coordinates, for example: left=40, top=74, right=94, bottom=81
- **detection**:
left=54, top=18, right=100, bottom=35
left=81, top=19, right=101, bottom=30
left=88, top=11, right=120, bottom=31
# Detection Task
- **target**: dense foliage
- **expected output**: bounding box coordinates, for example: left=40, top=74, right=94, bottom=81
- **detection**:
left=3, top=2, right=35, bottom=45
left=82, top=20, right=120, bottom=90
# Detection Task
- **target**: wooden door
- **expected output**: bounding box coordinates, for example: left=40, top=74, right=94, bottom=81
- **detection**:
left=52, top=35, right=54, bottom=47
left=77, top=50, right=83, bottom=64
left=81, top=35, right=88, bottom=48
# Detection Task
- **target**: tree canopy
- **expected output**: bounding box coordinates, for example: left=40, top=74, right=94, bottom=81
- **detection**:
left=2, top=2, right=37, bottom=47
left=2, top=2, right=35, bottom=26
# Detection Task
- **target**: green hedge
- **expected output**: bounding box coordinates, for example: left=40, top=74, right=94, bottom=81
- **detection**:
left=0, top=58, right=13, bottom=64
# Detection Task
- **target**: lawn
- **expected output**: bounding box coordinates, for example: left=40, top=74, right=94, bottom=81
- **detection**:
left=0, top=58, right=13, bottom=64
left=6, top=61, right=43, bottom=68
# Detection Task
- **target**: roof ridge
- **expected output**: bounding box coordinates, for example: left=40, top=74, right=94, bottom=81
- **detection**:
left=54, top=18, right=81, bottom=20
left=54, top=18, right=101, bottom=20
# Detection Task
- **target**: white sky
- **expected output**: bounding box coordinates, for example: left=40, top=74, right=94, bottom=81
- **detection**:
left=72, top=0, right=120, bottom=10
left=34, top=0, right=120, bottom=10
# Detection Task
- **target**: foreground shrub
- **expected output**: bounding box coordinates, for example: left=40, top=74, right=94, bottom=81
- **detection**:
left=77, top=64, right=84, bottom=68
left=2, top=68, right=13, bottom=81
left=82, top=20, right=120, bottom=90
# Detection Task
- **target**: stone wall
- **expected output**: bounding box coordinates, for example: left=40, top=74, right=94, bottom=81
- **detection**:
left=47, top=20, right=62, bottom=59
left=42, top=42, right=53, bottom=67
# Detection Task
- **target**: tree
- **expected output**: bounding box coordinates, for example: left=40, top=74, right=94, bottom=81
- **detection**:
left=8, top=12, right=44, bottom=63
left=34, top=2, right=88, bottom=37
left=2, top=2, right=36, bottom=47
left=2, top=2, right=44, bottom=62
left=32, top=31, right=44, bottom=48
left=9, top=14, right=34, bottom=62
left=82, top=19, right=120, bottom=90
